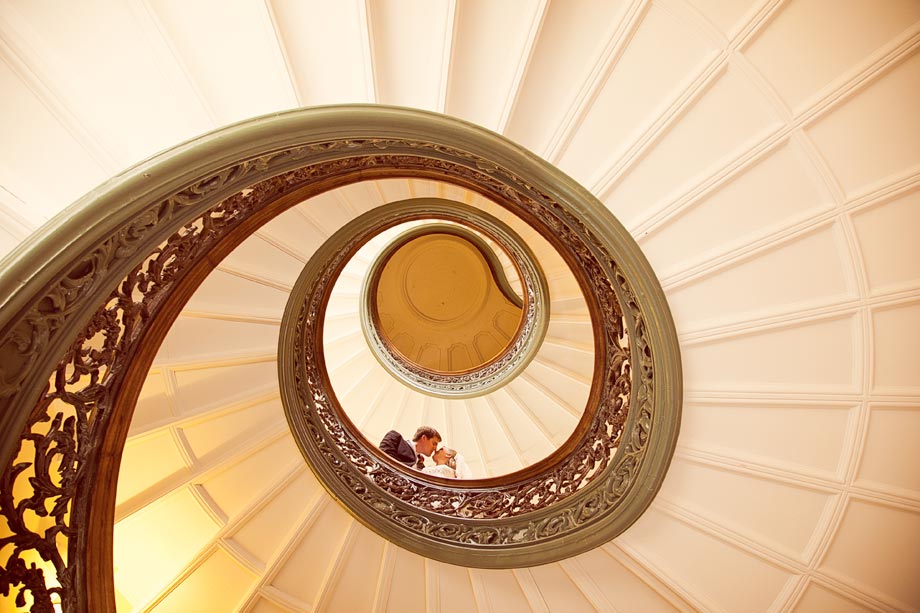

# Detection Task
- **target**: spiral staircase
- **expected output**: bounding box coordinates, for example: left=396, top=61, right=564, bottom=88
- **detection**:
left=110, top=178, right=601, bottom=608
left=2, top=1, right=920, bottom=612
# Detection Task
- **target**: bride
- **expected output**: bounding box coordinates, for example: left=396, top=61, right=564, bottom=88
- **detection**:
left=422, top=447, right=472, bottom=479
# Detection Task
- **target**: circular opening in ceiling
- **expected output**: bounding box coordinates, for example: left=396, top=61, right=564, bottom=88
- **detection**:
left=345, top=199, right=554, bottom=402
left=397, top=234, right=491, bottom=323
left=371, top=227, right=525, bottom=373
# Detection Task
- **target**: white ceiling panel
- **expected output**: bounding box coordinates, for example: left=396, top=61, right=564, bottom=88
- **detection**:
left=621, top=508, right=795, bottom=612
left=805, top=50, right=920, bottom=200
left=230, top=469, right=321, bottom=567
left=172, top=360, right=278, bottom=417
left=665, top=223, right=855, bottom=332
left=1, top=0, right=213, bottom=169
left=445, top=0, right=545, bottom=131
left=603, top=64, right=784, bottom=229
left=268, top=501, right=353, bottom=606
left=368, top=0, right=453, bottom=111
left=743, top=0, right=920, bottom=113
left=558, top=2, right=719, bottom=187
left=658, top=457, right=836, bottom=562
left=199, top=435, right=302, bottom=520
left=0, top=58, right=108, bottom=224
left=146, top=0, right=297, bottom=124
left=681, top=314, right=860, bottom=395
left=795, top=582, right=877, bottom=613
left=381, top=547, right=427, bottom=612
left=271, top=0, right=373, bottom=105
left=640, top=140, right=834, bottom=281
left=319, top=524, right=386, bottom=612
left=184, top=268, right=290, bottom=318
left=855, top=403, right=920, bottom=499
left=156, top=316, right=280, bottom=365
left=130, top=369, right=174, bottom=436
left=851, top=189, right=920, bottom=296
left=150, top=549, right=257, bottom=613
left=682, top=0, right=763, bottom=41
left=819, top=498, right=920, bottom=610
left=112, top=488, right=221, bottom=610
left=679, top=401, right=855, bottom=481
left=116, top=431, right=188, bottom=507
left=870, top=301, right=920, bottom=395
left=219, top=233, right=306, bottom=289
left=504, top=0, right=632, bottom=155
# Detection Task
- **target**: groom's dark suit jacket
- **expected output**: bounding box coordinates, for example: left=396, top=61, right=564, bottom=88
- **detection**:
left=379, top=430, right=416, bottom=466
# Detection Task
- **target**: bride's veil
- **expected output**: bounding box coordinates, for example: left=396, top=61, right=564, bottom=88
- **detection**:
left=453, top=454, right=473, bottom=479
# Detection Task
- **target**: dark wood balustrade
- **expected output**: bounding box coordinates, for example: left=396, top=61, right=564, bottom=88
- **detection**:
left=0, top=106, right=681, bottom=612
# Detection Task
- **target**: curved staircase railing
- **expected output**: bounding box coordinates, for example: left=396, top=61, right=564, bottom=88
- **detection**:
left=0, top=106, right=681, bottom=612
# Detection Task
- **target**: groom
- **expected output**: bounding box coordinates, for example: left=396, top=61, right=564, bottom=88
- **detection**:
left=379, top=426, right=441, bottom=470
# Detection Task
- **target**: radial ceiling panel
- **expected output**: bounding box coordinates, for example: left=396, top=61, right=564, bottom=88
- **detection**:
left=154, top=316, right=281, bottom=365
left=678, top=400, right=856, bottom=481
left=638, top=139, right=836, bottom=282
left=0, top=58, right=108, bottom=227
left=851, top=189, right=920, bottom=296
left=144, top=0, right=297, bottom=124
left=270, top=0, right=373, bottom=105
left=742, top=0, right=920, bottom=113
left=603, top=63, right=785, bottom=229
left=444, top=0, right=546, bottom=132
left=557, top=1, right=720, bottom=187
left=368, top=0, right=453, bottom=111
left=805, top=50, right=920, bottom=199
left=0, top=0, right=213, bottom=169
left=1, top=0, right=919, bottom=611
left=503, top=0, right=634, bottom=156
left=664, top=222, right=856, bottom=332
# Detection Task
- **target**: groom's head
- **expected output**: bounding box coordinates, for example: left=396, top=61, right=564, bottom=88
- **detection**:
left=412, top=426, right=441, bottom=457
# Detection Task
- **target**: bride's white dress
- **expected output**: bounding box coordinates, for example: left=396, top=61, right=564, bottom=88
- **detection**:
left=421, top=454, right=472, bottom=479
left=453, top=454, right=473, bottom=479
left=423, top=464, right=456, bottom=478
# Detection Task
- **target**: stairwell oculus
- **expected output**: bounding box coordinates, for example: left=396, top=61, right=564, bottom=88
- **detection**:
left=357, top=212, right=549, bottom=399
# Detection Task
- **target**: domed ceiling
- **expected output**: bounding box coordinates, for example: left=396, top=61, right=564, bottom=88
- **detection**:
left=1, top=1, right=919, bottom=611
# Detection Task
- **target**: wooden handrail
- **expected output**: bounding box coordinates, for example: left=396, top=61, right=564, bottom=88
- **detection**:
left=0, top=106, right=682, bottom=610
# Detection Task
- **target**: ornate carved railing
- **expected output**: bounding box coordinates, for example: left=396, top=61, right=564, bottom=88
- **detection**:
left=0, top=106, right=681, bottom=611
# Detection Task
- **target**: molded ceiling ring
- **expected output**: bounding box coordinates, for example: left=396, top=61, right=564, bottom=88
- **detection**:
left=355, top=199, right=550, bottom=398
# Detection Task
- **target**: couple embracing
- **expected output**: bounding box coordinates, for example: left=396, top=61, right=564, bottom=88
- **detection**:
left=379, top=426, right=471, bottom=479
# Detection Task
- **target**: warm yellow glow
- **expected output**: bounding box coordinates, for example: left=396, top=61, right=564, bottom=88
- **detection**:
left=0, top=422, right=67, bottom=612
left=115, top=431, right=188, bottom=507
left=375, top=232, right=523, bottom=372
left=150, top=549, right=256, bottom=611
left=112, top=488, right=220, bottom=609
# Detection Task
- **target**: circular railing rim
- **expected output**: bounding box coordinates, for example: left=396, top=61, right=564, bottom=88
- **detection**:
left=298, top=199, right=570, bottom=485
left=0, top=105, right=681, bottom=607
left=276, top=114, right=682, bottom=567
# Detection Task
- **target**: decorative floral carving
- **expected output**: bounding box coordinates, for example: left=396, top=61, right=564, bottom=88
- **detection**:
left=0, top=122, right=677, bottom=609
left=0, top=146, right=395, bottom=611
left=283, top=151, right=644, bottom=543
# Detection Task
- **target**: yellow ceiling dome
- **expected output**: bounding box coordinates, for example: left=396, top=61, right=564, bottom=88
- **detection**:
left=373, top=228, right=524, bottom=373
